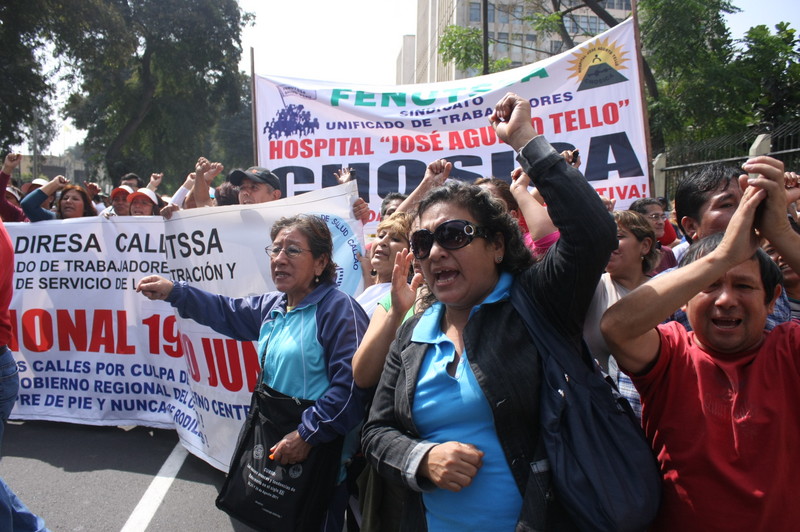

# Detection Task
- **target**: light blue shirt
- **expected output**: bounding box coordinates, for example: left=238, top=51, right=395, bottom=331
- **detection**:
left=411, top=272, right=521, bottom=531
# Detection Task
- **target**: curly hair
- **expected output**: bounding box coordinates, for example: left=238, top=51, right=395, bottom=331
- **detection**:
left=416, top=180, right=534, bottom=275
left=56, top=185, right=97, bottom=219
left=614, top=210, right=660, bottom=274
left=270, top=214, right=337, bottom=284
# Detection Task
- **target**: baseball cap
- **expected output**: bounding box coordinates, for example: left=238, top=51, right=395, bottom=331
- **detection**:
left=228, top=166, right=281, bottom=190
left=111, top=185, right=135, bottom=199
left=127, top=188, right=158, bottom=205
left=5, top=187, right=21, bottom=202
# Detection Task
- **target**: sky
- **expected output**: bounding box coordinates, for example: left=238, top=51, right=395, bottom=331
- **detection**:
left=44, top=0, right=799, bottom=155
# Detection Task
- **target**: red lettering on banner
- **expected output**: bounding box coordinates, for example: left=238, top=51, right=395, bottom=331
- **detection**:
left=384, top=133, right=444, bottom=154
left=13, top=308, right=143, bottom=355
left=57, top=309, right=87, bottom=351
left=548, top=101, right=627, bottom=134
left=21, top=309, right=53, bottom=352
left=88, top=310, right=114, bottom=353
left=142, top=314, right=184, bottom=357
left=593, top=183, right=646, bottom=200
left=269, top=137, right=375, bottom=159
left=182, top=334, right=201, bottom=383
left=201, top=337, right=218, bottom=387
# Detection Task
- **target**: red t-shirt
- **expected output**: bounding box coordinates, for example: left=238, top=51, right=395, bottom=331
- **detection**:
left=0, top=221, right=13, bottom=346
left=632, top=321, right=800, bottom=531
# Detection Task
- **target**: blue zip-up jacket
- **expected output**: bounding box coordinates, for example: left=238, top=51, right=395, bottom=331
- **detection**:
left=166, top=280, right=369, bottom=445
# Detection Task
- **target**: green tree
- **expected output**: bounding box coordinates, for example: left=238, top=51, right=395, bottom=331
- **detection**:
left=734, top=22, right=800, bottom=129
left=47, top=0, right=248, bottom=188
left=0, top=0, right=56, bottom=152
left=439, top=25, right=513, bottom=73
left=209, top=71, right=255, bottom=171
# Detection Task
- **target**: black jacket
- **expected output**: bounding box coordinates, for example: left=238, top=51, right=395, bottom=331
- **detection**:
left=361, top=135, right=617, bottom=530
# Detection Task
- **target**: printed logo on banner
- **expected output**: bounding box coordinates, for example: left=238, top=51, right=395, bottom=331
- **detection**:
left=288, top=464, right=303, bottom=479
left=568, top=37, right=630, bottom=91
left=265, top=84, right=320, bottom=141
left=311, top=212, right=362, bottom=296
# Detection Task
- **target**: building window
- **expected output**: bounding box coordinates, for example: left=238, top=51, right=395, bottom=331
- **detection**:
left=496, top=32, right=509, bottom=54
left=498, top=5, right=509, bottom=24
left=525, top=33, right=536, bottom=43
left=549, top=40, right=563, bottom=54
left=511, top=32, right=523, bottom=42
left=488, top=3, right=495, bottom=23
left=470, top=2, right=481, bottom=22
left=513, top=5, right=523, bottom=21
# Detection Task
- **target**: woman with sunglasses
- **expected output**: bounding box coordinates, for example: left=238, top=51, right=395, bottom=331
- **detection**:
left=137, top=214, right=369, bottom=531
left=361, top=93, right=616, bottom=530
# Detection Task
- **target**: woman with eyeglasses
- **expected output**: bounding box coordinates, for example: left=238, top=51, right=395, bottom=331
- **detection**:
left=361, top=94, right=616, bottom=531
left=629, top=197, right=678, bottom=274
left=137, top=214, right=369, bottom=531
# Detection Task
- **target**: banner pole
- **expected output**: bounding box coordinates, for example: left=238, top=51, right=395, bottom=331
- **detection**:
left=250, top=47, right=258, bottom=166
left=631, top=1, right=655, bottom=196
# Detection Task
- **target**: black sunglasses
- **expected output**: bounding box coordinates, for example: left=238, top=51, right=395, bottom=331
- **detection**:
left=410, top=219, right=488, bottom=260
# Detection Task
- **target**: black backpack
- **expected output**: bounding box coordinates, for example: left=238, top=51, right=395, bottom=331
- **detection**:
left=511, top=281, right=662, bottom=532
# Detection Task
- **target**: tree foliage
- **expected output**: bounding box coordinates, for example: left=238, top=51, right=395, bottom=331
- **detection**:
left=0, top=0, right=57, bottom=152
left=53, top=0, right=247, bottom=187
left=439, top=25, right=514, bottom=73
left=438, top=0, right=800, bottom=153
left=0, top=0, right=249, bottom=189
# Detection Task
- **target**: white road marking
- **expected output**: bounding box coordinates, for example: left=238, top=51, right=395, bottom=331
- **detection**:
left=120, top=442, right=189, bottom=532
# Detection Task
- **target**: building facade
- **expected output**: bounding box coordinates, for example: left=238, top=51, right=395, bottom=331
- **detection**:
left=398, top=0, right=632, bottom=84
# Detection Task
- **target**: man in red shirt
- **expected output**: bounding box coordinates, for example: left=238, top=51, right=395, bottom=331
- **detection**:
left=602, top=156, right=800, bottom=530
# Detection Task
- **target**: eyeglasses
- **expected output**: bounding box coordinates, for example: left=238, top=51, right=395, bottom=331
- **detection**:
left=646, top=213, right=668, bottom=221
left=264, top=245, right=310, bottom=259
left=410, top=219, right=488, bottom=260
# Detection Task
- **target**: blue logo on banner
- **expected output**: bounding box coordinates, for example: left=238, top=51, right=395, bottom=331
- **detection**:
left=310, top=213, right=362, bottom=296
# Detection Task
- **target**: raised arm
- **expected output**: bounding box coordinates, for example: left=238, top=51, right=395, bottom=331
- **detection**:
left=352, top=249, right=423, bottom=387
left=602, top=185, right=767, bottom=374
left=509, top=167, right=557, bottom=241
left=394, top=159, right=451, bottom=214
left=491, top=92, right=616, bottom=333
left=743, top=156, right=800, bottom=276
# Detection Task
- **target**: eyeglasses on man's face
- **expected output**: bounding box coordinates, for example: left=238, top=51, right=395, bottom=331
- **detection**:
left=646, top=213, right=668, bottom=221
left=265, top=245, right=310, bottom=259
left=410, top=219, right=488, bottom=260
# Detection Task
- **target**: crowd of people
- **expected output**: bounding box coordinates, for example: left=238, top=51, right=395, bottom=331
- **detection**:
left=3, top=91, right=800, bottom=531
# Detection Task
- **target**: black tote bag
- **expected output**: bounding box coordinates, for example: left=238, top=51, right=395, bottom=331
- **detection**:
left=216, top=383, right=344, bottom=531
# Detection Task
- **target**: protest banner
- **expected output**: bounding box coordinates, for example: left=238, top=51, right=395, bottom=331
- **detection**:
left=7, top=182, right=363, bottom=471
left=254, top=17, right=648, bottom=235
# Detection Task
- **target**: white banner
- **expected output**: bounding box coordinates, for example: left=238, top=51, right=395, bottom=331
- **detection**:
left=7, top=182, right=363, bottom=471
left=254, top=18, right=648, bottom=234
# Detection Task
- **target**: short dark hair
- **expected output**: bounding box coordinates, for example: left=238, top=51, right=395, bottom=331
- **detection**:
left=215, top=181, right=240, bottom=206
left=473, top=177, right=519, bottom=213
left=270, top=214, right=336, bottom=284
left=120, top=172, right=144, bottom=189
left=380, top=192, right=407, bottom=217
left=674, top=164, right=740, bottom=244
left=628, top=197, right=662, bottom=214
left=416, top=180, right=533, bottom=276
left=680, top=233, right=781, bottom=305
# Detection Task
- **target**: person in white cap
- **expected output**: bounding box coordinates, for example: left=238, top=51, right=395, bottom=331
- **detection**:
left=128, top=187, right=161, bottom=216
left=100, top=185, right=135, bottom=217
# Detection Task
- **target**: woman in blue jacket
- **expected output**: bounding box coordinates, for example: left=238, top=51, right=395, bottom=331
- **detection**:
left=137, top=214, right=369, bottom=531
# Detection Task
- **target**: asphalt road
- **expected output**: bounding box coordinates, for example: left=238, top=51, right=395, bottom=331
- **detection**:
left=1, top=419, right=260, bottom=532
